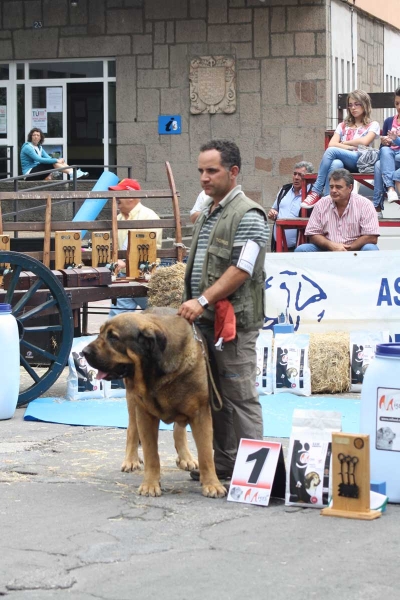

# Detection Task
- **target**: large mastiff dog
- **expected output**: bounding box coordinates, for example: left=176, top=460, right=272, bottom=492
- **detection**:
left=82, top=311, right=226, bottom=499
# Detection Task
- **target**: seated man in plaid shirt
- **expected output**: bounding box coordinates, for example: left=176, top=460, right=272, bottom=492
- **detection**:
left=295, top=168, right=379, bottom=252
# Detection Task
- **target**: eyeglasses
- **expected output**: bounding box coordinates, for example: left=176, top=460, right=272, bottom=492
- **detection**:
left=348, top=102, right=363, bottom=109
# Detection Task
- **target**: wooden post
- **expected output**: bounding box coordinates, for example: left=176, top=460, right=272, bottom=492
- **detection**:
left=165, top=161, right=183, bottom=263
left=43, top=195, right=52, bottom=268
left=321, top=433, right=381, bottom=521
left=111, top=196, right=118, bottom=265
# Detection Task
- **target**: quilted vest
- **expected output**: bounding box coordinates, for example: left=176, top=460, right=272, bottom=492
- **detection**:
left=184, top=191, right=267, bottom=330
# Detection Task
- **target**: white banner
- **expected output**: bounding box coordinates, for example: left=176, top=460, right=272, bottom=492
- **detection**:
left=264, top=251, right=400, bottom=336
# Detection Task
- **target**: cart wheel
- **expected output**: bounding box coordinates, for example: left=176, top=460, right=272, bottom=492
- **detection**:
left=0, top=251, right=74, bottom=406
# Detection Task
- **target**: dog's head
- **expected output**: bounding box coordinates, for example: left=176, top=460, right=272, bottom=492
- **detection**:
left=82, top=313, right=168, bottom=382
left=377, top=427, right=396, bottom=443
left=304, top=471, right=321, bottom=489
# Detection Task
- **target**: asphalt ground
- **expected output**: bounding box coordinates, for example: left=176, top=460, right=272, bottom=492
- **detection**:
left=1, top=302, right=399, bottom=600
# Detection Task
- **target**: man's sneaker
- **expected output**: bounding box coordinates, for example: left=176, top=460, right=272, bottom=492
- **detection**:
left=376, top=211, right=383, bottom=220
left=189, top=469, right=232, bottom=482
left=387, top=189, right=399, bottom=203
left=76, top=168, right=89, bottom=179
left=300, top=191, right=321, bottom=209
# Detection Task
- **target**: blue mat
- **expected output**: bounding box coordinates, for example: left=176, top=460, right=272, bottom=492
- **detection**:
left=24, top=393, right=360, bottom=438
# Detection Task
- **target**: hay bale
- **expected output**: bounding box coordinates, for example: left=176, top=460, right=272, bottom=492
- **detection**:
left=309, top=331, right=350, bottom=394
left=147, top=261, right=186, bottom=309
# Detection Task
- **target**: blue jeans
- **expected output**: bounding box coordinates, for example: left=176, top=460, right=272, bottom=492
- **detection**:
left=312, top=148, right=360, bottom=195
left=295, top=243, right=379, bottom=252
left=108, top=296, right=148, bottom=318
left=373, top=147, right=400, bottom=208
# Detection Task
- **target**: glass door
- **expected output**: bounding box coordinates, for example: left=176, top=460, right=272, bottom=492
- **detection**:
left=0, top=83, right=13, bottom=178
left=25, top=82, right=67, bottom=165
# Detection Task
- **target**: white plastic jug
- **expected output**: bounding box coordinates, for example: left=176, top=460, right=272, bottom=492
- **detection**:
left=360, top=343, right=400, bottom=503
left=0, top=303, right=20, bottom=420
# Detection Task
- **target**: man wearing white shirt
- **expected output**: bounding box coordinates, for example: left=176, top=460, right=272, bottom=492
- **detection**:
left=268, top=161, right=314, bottom=251
left=190, top=190, right=210, bottom=223
left=108, top=178, right=162, bottom=317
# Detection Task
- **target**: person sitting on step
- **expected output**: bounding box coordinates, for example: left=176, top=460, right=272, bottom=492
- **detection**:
left=295, top=169, right=379, bottom=252
left=301, top=90, right=380, bottom=209
left=20, top=128, right=88, bottom=181
left=268, top=160, right=314, bottom=251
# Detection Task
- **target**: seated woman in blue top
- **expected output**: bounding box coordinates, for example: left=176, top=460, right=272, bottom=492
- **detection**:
left=301, top=90, right=380, bottom=209
left=373, top=88, right=400, bottom=211
left=20, top=128, right=88, bottom=180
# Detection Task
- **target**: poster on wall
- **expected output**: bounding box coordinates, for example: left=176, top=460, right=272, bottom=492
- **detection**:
left=32, top=109, right=47, bottom=133
left=0, top=105, right=6, bottom=134
left=46, top=87, right=62, bottom=113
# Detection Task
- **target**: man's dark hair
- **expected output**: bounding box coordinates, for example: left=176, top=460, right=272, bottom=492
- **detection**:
left=200, top=139, right=241, bottom=171
left=395, top=87, right=400, bottom=98
left=329, top=168, right=354, bottom=187
left=27, top=128, right=45, bottom=144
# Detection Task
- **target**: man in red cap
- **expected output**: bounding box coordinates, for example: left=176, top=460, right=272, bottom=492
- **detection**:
left=108, top=178, right=162, bottom=317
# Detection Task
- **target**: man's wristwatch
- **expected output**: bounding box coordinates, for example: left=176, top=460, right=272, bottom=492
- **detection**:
left=197, top=295, right=209, bottom=309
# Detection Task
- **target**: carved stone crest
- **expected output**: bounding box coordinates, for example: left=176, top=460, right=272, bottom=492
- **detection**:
left=189, top=55, right=236, bottom=115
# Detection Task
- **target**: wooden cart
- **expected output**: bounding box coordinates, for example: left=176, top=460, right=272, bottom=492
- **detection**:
left=0, top=162, right=187, bottom=406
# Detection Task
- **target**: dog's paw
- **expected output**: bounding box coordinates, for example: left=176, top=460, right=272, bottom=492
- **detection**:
left=202, top=483, right=228, bottom=498
left=138, top=482, right=162, bottom=497
left=121, top=457, right=143, bottom=472
left=176, top=455, right=199, bottom=471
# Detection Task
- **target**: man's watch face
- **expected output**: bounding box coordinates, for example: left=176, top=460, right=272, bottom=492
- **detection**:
left=198, top=296, right=208, bottom=308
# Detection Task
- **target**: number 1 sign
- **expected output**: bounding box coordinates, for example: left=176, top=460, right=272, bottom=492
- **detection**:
left=228, top=439, right=285, bottom=507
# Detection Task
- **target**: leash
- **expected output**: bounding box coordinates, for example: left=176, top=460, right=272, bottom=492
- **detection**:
left=192, top=323, right=223, bottom=412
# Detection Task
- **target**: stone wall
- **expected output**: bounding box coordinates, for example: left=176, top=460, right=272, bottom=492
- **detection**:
left=357, top=9, right=385, bottom=126
left=0, top=0, right=330, bottom=212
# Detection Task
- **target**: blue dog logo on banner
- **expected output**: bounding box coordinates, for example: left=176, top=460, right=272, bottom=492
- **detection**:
left=264, top=270, right=328, bottom=331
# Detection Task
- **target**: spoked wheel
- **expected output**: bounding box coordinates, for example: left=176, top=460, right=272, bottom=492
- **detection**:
left=0, top=251, right=74, bottom=406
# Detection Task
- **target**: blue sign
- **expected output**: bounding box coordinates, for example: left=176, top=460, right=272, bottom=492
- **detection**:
left=158, top=115, right=181, bottom=135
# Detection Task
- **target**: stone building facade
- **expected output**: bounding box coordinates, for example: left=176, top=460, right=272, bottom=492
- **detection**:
left=0, top=0, right=399, bottom=214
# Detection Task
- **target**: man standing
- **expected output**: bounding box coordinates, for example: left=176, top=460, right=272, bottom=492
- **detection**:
left=178, top=140, right=269, bottom=481
left=108, top=178, right=162, bottom=317
left=295, top=169, right=379, bottom=252
left=268, top=161, right=314, bottom=251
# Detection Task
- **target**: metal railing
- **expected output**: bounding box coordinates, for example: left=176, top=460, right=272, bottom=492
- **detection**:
left=0, top=145, right=13, bottom=179
left=0, top=164, right=132, bottom=233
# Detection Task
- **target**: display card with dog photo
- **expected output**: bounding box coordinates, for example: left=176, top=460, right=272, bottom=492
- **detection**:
left=228, top=440, right=286, bottom=507
left=376, top=387, right=400, bottom=452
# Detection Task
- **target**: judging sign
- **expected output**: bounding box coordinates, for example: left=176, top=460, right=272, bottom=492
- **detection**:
left=228, top=439, right=285, bottom=507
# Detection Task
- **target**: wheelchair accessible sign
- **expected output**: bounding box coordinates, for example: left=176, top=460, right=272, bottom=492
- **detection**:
left=158, top=115, right=181, bottom=135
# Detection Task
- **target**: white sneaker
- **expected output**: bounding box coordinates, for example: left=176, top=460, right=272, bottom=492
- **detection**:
left=76, top=168, right=89, bottom=179
left=387, top=189, right=399, bottom=203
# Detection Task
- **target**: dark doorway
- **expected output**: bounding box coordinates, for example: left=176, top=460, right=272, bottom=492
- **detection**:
left=67, top=82, right=104, bottom=179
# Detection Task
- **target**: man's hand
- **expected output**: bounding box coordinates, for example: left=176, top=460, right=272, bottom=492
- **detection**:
left=268, top=208, right=278, bottom=220
left=178, top=299, right=204, bottom=324
left=114, top=259, right=126, bottom=275
left=330, top=242, right=347, bottom=251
